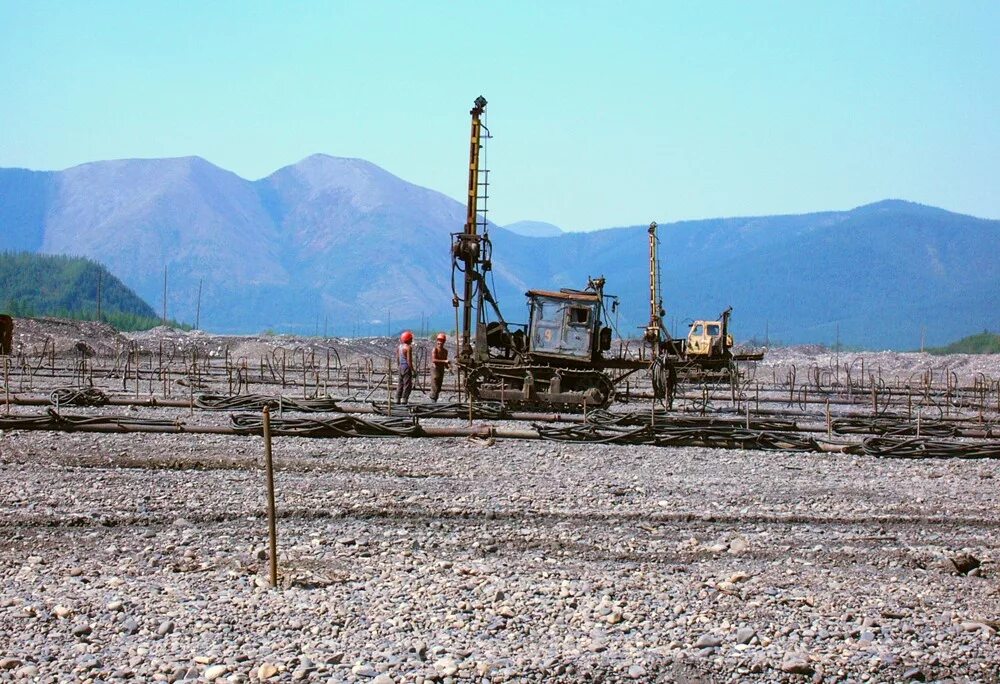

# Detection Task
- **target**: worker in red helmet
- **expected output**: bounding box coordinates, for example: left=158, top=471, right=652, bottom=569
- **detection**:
left=430, top=332, right=451, bottom=402
left=395, top=330, right=415, bottom=404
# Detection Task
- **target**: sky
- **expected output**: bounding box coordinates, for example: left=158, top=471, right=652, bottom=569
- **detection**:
left=1, top=1, right=998, bottom=231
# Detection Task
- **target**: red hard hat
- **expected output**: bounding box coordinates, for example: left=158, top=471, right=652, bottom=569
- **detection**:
left=400, top=330, right=413, bottom=343
left=436, top=333, right=447, bottom=342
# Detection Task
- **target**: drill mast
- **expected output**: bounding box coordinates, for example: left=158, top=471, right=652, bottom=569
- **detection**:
left=454, top=95, right=490, bottom=362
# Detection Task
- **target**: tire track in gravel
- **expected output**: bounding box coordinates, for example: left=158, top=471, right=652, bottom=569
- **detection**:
left=3, top=503, right=997, bottom=531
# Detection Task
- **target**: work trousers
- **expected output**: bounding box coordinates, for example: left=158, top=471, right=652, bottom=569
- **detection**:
left=395, top=367, right=413, bottom=404
left=430, top=368, right=445, bottom=402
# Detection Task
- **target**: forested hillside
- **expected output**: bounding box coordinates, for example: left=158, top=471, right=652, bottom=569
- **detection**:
left=0, top=252, right=169, bottom=331
left=928, top=331, right=1000, bottom=355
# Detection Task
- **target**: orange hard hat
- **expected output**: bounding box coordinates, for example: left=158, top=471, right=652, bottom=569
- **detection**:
left=400, top=330, right=413, bottom=343
left=436, top=333, right=447, bottom=342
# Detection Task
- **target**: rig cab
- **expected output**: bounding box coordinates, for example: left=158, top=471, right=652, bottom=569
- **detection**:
left=526, top=278, right=613, bottom=364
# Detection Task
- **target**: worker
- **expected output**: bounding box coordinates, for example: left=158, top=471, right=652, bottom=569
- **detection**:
left=430, top=332, right=450, bottom=402
left=395, top=330, right=415, bottom=404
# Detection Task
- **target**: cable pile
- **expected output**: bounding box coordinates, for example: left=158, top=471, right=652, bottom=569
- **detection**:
left=195, top=393, right=340, bottom=413
left=585, top=408, right=797, bottom=433
left=49, top=387, right=110, bottom=407
left=861, top=436, right=1000, bottom=459
left=230, top=413, right=420, bottom=438
left=1, top=410, right=180, bottom=431
left=369, top=401, right=511, bottom=420
left=833, top=416, right=958, bottom=437
left=535, top=422, right=821, bottom=453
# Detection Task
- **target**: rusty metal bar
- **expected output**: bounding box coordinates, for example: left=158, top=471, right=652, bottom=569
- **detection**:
left=263, top=406, right=278, bottom=588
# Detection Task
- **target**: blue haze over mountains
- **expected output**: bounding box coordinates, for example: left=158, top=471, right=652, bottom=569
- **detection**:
left=0, top=155, right=997, bottom=350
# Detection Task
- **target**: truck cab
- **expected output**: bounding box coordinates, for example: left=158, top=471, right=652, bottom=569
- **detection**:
left=686, top=308, right=734, bottom=359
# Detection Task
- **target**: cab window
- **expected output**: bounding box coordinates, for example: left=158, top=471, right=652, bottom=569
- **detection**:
left=707, top=324, right=721, bottom=336
left=568, top=306, right=590, bottom=325
left=692, top=324, right=704, bottom=336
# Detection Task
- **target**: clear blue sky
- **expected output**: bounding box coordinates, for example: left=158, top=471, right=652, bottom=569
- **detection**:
left=1, top=1, right=997, bottom=230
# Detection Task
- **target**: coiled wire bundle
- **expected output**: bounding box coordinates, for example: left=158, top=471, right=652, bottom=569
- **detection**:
left=49, top=387, right=110, bottom=407
left=195, top=393, right=340, bottom=413
left=230, top=413, right=420, bottom=438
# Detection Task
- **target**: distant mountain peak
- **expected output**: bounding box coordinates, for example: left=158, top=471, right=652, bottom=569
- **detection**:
left=504, top=220, right=564, bottom=237
left=68, top=155, right=212, bottom=172
left=266, top=154, right=411, bottom=199
left=850, top=199, right=955, bottom=217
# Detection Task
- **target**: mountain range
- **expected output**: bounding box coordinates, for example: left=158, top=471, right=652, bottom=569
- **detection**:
left=1, top=154, right=997, bottom=349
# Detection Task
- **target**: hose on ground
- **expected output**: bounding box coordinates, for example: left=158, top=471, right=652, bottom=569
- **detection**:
left=369, top=401, right=511, bottom=420
left=861, top=436, right=1000, bottom=459
left=534, top=422, right=821, bottom=452
left=230, top=413, right=420, bottom=438
left=49, top=387, right=110, bottom=407
left=195, top=393, right=340, bottom=413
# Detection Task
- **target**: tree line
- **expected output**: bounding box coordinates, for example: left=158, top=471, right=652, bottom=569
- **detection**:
left=0, top=251, right=188, bottom=331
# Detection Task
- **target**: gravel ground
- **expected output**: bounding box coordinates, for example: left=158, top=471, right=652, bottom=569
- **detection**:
left=1, top=409, right=998, bottom=683
left=1, top=318, right=998, bottom=682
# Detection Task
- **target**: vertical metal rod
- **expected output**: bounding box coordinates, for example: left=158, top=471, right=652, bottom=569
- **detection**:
left=262, top=406, right=278, bottom=589
left=189, top=350, right=196, bottom=416
left=162, top=265, right=167, bottom=325
left=454, top=302, right=462, bottom=405
left=195, top=278, right=202, bottom=330
left=159, top=341, right=165, bottom=398
left=3, top=356, right=9, bottom=416
left=826, top=400, right=831, bottom=438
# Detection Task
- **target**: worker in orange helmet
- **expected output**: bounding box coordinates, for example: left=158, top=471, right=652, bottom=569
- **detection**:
left=396, top=330, right=415, bottom=404
left=430, top=332, right=451, bottom=402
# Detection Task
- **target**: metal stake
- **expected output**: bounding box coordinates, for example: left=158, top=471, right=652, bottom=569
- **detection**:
left=262, top=406, right=278, bottom=589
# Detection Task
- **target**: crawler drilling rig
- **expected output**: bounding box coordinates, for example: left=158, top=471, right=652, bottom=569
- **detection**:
left=451, top=96, right=648, bottom=409
left=450, top=96, right=759, bottom=410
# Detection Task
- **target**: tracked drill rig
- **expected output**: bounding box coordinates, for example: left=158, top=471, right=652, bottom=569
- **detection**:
left=451, top=96, right=651, bottom=409
left=450, top=96, right=759, bottom=410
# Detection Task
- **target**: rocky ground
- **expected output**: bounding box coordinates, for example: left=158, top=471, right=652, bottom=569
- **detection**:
left=0, top=319, right=998, bottom=682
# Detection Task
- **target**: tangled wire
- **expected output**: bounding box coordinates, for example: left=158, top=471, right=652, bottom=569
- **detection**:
left=230, top=413, right=420, bottom=438
left=49, top=387, right=110, bottom=407
left=832, top=416, right=959, bottom=437
left=369, top=401, right=511, bottom=420
left=195, top=393, right=340, bottom=413
left=584, top=408, right=798, bottom=433
left=0, top=409, right=180, bottom=431
left=534, top=422, right=821, bottom=452
left=861, top=436, right=1000, bottom=459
